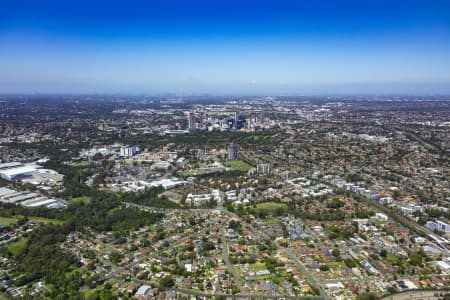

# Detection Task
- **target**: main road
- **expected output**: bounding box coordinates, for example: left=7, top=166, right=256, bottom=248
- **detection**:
left=221, top=228, right=245, bottom=293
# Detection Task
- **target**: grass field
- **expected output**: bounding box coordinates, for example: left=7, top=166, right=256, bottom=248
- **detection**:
left=28, top=217, right=64, bottom=225
left=8, top=239, right=28, bottom=256
left=179, top=171, right=200, bottom=178
left=69, top=162, right=89, bottom=167
left=249, top=262, right=267, bottom=272
left=0, top=216, right=64, bottom=226
left=0, top=216, right=18, bottom=226
left=250, top=202, right=288, bottom=214
left=72, top=196, right=91, bottom=203
left=223, top=160, right=253, bottom=172
left=261, top=216, right=280, bottom=223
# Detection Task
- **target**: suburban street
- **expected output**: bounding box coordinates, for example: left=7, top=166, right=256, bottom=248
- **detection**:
left=220, top=228, right=245, bottom=293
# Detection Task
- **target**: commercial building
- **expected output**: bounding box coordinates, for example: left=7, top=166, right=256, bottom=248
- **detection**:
left=120, top=146, right=140, bottom=157
left=226, top=142, right=239, bottom=160
left=147, top=178, right=187, bottom=189
left=257, top=163, right=272, bottom=174
left=188, top=112, right=196, bottom=131
left=426, top=220, right=450, bottom=232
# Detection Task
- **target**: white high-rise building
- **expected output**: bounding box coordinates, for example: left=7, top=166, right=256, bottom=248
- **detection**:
left=257, top=163, right=272, bottom=174
left=120, top=146, right=139, bottom=157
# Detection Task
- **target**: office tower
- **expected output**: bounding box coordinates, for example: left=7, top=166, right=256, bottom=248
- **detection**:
left=188, top=112, right=196, bottom=131
left=226, top=142, right=239, bottom=160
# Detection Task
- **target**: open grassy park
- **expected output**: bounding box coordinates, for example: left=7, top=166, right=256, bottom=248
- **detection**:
left=28, top=216, right=64, bottom=225
left=8, top=239, right=28, bottom=256
left=72, top=196, right=92, bottom=203
left=250, top=202, right=288, bottom=215
left=223, top=160, right=253, bottom=172
left=0, top=217, right=19, bottom=226
left=0, top=216, right=63, bottom=226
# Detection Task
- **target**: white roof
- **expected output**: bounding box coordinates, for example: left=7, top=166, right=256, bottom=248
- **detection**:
left=6, top=192, right=38, bottom=203
left=135, top=285, right=151, bottom=295
left=25, top=199, right=57, bottom=207
left=0, top=162, right=23, bottom=169
left=0, top=187, right=16, bottom=197
left=0, top=166, right=38, bottom=176
left=436, top=261, right=450, bottom=270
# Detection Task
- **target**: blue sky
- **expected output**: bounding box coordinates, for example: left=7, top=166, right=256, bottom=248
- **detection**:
left=1, top=0, right=450, bottom=94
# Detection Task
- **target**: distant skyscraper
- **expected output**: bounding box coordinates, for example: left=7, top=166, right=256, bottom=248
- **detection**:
left=234, top=112, right=238, bottom=122
left=236, top=115, right=246, bottom=129
left=226, top=142, right=239, bottom=160
left=188, top=112, right=195, bottom=131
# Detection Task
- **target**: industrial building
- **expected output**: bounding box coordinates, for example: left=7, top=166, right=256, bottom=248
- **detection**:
left=0, top=162, right=63, bottom=185
left=0, top=164, right=38, bottom=181
left=0, top=187, right=66, bottom=209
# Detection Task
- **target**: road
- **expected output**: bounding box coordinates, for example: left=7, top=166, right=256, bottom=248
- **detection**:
left=395, top=129, right=440, bottom=152
left=220, top=209, right=329, bottom=298
left=321, top=179, right=450, bottom=256
left=123, top=201, right=214, bottom=214
left=171, top=287, right=328, bottom=299
left=91, top=193, right=450, bottom=300
left=321, top=273, right=449, bottom=285
left=247, top=222, right=328, bottom=297
left=363, top=198, right=450, bottom=256
left=221, top=228, right=245, bottom=293
left=124, top=202, right=329, bottom=298
left=284, top=248, right=328, bottom=298
left=304, top=225, right=329, bottom=254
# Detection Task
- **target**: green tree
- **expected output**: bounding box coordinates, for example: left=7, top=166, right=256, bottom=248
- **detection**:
left=159, top=276, right=174, bottom=289
left=331, top=249, right=340, bottom=258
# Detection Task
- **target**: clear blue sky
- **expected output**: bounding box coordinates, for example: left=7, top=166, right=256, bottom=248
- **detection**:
left=1, top=0, right=450, bottom=94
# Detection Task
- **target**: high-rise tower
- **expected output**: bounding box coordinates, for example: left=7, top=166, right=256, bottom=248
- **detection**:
left=187, top=112, right=196, bottom=131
